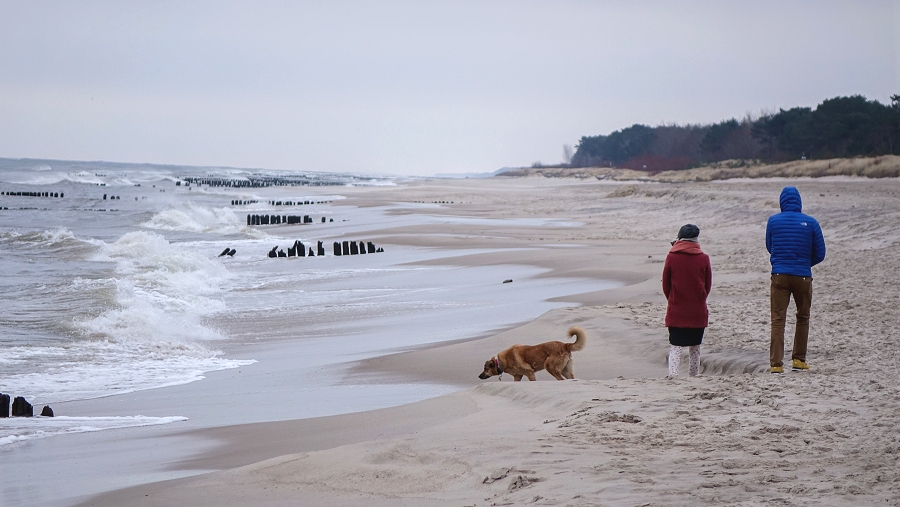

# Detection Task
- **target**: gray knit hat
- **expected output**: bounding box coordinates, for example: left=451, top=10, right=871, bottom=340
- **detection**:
left=677, top=224, right=700, bottom=240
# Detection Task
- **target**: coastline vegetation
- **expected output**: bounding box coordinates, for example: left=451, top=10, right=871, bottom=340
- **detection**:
left=565, top=94, right=900, bottom=173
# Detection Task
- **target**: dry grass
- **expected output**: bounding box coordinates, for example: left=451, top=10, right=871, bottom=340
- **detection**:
left=498, top=155, right=900, bottom=182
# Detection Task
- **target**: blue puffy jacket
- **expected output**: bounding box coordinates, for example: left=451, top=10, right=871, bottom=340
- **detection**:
left=765, top=187, right=826, bottom=277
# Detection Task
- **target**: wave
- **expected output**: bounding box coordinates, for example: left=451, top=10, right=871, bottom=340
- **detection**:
left=0, top=168, right=104, bottom=186
left=1, top=339, right=253, bottom=403
left=2, top=227, right=90, bottom=248
left=0, top=415, right=189, bottom=448
left=0, top=230, right=255, bottom=403
left=141, top=203, right=259, bottom=236
left=0, top=227, right=101, bottom=260
left=0, top=165, right=171, bottom=187
left=85, top=231, right=233, bottom=341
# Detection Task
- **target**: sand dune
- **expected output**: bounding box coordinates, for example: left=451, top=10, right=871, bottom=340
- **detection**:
left=80, top=175, right=900, bottom=506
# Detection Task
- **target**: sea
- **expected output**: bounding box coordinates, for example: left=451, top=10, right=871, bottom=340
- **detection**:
left=0, top=157, right=614, bottom=455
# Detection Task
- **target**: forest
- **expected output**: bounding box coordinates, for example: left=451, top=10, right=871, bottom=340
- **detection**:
left=569, top=95, right=900, bottom=172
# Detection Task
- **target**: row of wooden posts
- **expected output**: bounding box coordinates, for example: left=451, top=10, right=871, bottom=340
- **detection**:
left=2, top=191, right=64, bottom=197
left=0, top=393, right=53, bottom=418
left=267, top=240, right=383, bottom=258
left=248, top=214, right=333, bottom=225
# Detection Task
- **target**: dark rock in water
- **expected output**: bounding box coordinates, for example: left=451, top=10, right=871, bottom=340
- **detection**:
left=342, top=241, right=350, bottom=256
left=321, top=216, right=326, bottom=223
left=12, top=396, right=33, bottom=417
left=219, top=248, right=231, bottom=257
left=358, top=241, right=366, bottom=254
left=503, top=279, right=513, bottom=284
left=247, top=214, right=251, bottom=225
left=268, top=247, right=278, bottom=258
left=376, top=247, right=384, bottom=253
left=308, top=247, right=315, bottom=257
left=287, top=244, right=296, bottom=257
left=367, top=241, right=376, bottom=254
left=0, top=393, right=9, bottom=418
left=40, top=405, right=54, bottom=417
left=277, top=249, right=287, bottom=257
left=329, top=218, right=334, bottom=222
left=317, top=241, right=325, bottom=256
left=298, top=241, right=306, bottom=257
left=350, top=241, right=359, bottom=255
left=227, top=248, right=236, bottom=256
left=334, top=241, right=342, bottom=256
left=103, top=194, right=107, bottom=200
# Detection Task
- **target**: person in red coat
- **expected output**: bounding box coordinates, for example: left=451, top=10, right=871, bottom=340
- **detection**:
left=662, top=224, right=712, bottom=376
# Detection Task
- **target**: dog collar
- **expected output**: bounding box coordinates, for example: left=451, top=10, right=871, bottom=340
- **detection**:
left=492, top=357, right=503, bottom=375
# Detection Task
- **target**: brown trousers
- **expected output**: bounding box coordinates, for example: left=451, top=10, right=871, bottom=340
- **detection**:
left=770, top=274, right=812, bottom=367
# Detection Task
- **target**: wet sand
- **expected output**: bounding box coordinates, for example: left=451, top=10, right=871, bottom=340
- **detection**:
left=77, top=175, right=900, bottom=506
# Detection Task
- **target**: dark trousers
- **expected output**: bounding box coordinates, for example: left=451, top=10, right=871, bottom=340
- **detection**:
left=770, top=274, right=812, bottom=367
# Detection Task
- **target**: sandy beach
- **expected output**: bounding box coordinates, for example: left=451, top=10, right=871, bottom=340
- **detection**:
left=74, top=174, right=900, bottom=506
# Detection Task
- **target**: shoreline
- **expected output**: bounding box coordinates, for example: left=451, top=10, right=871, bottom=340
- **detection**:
left=47, top=176, right=900, bottom=505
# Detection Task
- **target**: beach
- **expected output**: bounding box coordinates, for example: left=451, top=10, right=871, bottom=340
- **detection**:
left=62, top=174, right=900, bottom=506
left=3, top=2, right=897, bottom=505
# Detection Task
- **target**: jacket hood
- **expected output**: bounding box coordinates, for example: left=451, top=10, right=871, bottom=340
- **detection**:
left=780, top=186, right=802, bottom=212
left=669, top=240, right=704, bottom=255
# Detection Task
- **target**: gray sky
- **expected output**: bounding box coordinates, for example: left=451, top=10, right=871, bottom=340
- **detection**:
left=1, top=1, right=898, bottom=176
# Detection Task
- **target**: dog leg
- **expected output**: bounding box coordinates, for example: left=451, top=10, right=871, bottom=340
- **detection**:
left=525, top=372, right=537, bottom=381
left=545, top=358, right=566, bottom=380
left=513, top=374, right=523, bottom=381
left=562, top=361, right=574, bottom=379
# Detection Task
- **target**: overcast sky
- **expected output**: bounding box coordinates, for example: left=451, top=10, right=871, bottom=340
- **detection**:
left=1, top=1, right=898, bottom=176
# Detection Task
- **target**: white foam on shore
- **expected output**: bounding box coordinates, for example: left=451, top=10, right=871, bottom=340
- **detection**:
left=0, top=415, right=188, bottom=448
left=1, top=340, right=254, bottom=403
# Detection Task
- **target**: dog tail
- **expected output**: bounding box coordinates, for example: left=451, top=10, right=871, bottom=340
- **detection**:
left=566, top=326, right=586, bottom=352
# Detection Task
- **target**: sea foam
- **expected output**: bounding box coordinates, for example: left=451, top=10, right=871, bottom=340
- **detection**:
left=141, top=203, right=260, bottom=236
left=0, top=230, right=254, bottom=404
left=0, top=415, right=189, bottom=448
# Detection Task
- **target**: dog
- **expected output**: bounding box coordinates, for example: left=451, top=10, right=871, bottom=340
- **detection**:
left=478, top=326, right=586, bottom=381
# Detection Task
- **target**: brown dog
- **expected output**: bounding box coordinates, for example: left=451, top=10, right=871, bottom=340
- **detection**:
left=478, top=326, right=586, bottom=381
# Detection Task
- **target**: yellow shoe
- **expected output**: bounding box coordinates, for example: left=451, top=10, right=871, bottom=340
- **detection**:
left=769, top=366, right=783, bottom=374
left=792, top=359, right=809, bottom=371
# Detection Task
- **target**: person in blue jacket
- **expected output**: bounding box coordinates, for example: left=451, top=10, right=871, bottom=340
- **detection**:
left=765, top=186, right=826, bottom=373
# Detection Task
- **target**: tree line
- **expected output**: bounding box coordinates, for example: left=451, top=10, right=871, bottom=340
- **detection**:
left=569, top=94, right=900, bottom=172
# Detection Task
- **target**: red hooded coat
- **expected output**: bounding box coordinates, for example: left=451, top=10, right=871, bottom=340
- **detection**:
left=662, top=241, right=712, bottom=328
